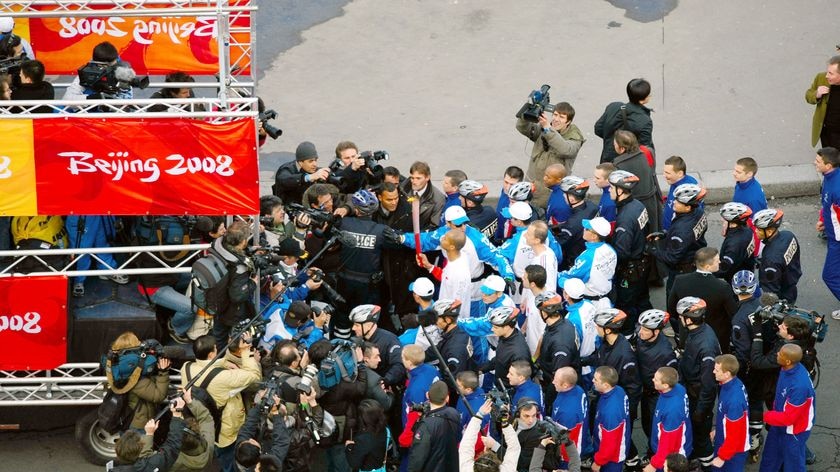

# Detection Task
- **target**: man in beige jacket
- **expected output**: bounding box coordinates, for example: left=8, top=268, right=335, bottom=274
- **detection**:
left=182, top=334, right=261, bottom=472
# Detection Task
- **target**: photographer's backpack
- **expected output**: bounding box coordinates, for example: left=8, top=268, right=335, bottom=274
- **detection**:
left=191, top=247, right=235, bottom=324
left=134, top=216, right=191, bottom=262
left=317, top=339, right=358, bottom=390
left=183, top=361, right=226, bottom=440
left=98, top=358, right=143, bottom=435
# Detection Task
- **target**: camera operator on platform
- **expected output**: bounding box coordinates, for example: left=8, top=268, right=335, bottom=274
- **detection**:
left=63, top=41, right=134, bottom=100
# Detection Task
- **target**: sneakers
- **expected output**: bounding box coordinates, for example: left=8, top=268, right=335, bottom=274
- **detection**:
left=167, top=319, right=190, bottom=344
left=832, top=309, right=840, bottom=320
left=72, top=282, right=85, bottom=297
left=806, top=447, right=817, bottom=465
left=99, top=274, right=130, bottom=284
left=579, top=456, right=593, bottom=469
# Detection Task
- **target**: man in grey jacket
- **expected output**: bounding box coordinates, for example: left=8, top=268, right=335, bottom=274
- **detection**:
left=361, top=342, right=394, bottom=410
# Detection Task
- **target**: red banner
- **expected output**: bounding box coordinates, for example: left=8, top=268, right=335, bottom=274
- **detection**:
left=32, top=118, right=259, bottom=215
left=0, top=276, right=68, bottom=370
left=25, top=2, right=251, bottom=75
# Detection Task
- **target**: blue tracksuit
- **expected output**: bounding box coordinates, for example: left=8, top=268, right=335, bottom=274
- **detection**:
left=820, top=168, right=840, bottom=302
left=440, top=193, right=462, bottom=226
left=552, top=385, right=591, bottom=456
left=494, top=189, right=511, bottom=242
left=713, top=378, right=749, bottom=472
left=461, top=294, right=514, bottom=366
left=593, top=386, right=631, bottom=471
left=733, top=177, right=767, bottom=213
left=598, top=189, right=617, bottom=224
left=650, top=383, right=693, bottom=470
left=663, top=174, right=699, bottom=230
left=546, top=184, right=572, bottom=225
left=760, top=363, right=815, bottom=472
left=512, top=379, right=544, bottom=414
left=402, top=363, right=440, bottom=426
left=457, top=388, right=488, bottom=431
left=499, top=225, right=563, bottom=270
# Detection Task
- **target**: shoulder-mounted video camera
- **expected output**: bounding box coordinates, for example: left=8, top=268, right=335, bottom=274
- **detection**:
left=516, top=84, right=555, bottom=123
left=78, top=60, right=149, bottom=98
left=286, top=202, right=336, bottom=228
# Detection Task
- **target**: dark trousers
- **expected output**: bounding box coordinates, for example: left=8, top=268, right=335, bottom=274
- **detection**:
left=334, top=276, right=380, bottom=339
left=820, top=125, right=840, bottom=150
left=640, top=391, right=659, bottom=454
left=614, top=278, right=652, bottom=336
left=688, top=396, right=714, bottom=465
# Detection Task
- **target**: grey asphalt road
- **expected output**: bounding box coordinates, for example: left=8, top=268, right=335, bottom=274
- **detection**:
left=4, top=1, right=840, bottom=470
left=2, top=197, right=838, bottom=470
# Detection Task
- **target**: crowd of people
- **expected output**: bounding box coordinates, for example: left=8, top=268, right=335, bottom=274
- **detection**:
left=2, top=19, right=840, bottom=472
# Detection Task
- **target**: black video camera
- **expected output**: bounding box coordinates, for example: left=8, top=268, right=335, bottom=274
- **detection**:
left=259, top=109, right=283, bottom=140
left=231, top=317, right=269, bottom=345
left=0, top=54, right=25, bottom=76
left=516, top=84, right=555, bottom=123
left=78, top=60, right=149, bottom=98
left=537, top=418, right=571, bottom=446
left=485, top=387, right=511, bottom=421
left=286, top=202, right=335, bottom=228
left=359, top=150, right=389, bottom=172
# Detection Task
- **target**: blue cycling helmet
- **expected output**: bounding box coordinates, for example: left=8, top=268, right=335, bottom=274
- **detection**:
left=731, top=270, right=758, bottom=295
left=351, top=189, right=379, bottom=215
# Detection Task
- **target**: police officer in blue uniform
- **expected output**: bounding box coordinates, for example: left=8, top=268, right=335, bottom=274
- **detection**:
left=716, top=202, right=757, bottom=284
left=458, top=180, right=498, bottom=239
left=608, top=170, right=652, bottom=334
left=555, top=176, right=598, bottom=270
left=534, top=291, right=580, bottom=409
left=753, top=209, right=802, bottom=303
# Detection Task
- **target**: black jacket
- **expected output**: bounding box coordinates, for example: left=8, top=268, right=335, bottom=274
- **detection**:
left=594, top=101, right=654, bottom=164
left=345, top=429, right=388, bottom=471
left=431, top=325, right=473, bottom=392
left=635, top=333, right=678, bottom=394
left=212, top=237, right=256, bottom=327
left=369, top=328, right=406, bottom=387
left=235, top=405, right=292, bottom=469
left=679, top=324, right=721, bottom=415
left=585, top=335, right=642, bottom=410
left=318, top=364, right=368, bottom=441
left=667, top=271, right=738, bottom=354
left=716, top=224, right=756, bottom=283
left=489, top=328, right=532, bottom=389
left=537, top=317, right=580, bottom=380
left=612, top=197, right=649, bottom=263
left=466, top=204, right=499, bottom=240
left=650, top=207, right=707, bottom=269
left=112, top=417, right=185, bottom=472
left=11, top=81, right=54, bottom=113
left=273, top=160, right=357, bottom=205
left=758, top=230, right=802, bottom=303
left=407, top=406, right=461, bottom=472
left=374, top=197, right=425, bottom=315
left=399, top=179, right=446, bottom=231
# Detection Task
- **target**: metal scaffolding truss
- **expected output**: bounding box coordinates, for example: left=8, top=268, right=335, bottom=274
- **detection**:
left=0, top=97, right=257, bottom=120
left=0, top=363, right=181, bottom=406
left=0, top=243, right=209, bottom=278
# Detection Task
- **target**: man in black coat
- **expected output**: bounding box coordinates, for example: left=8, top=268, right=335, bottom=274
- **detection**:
left=594, top=78, right=655, bottom=164
left=273, top=141, right=356, bottom=205
left=11, top=59, right=53, bottom=113
left=667, top=247, right=738, bottom=352
left=407, top=381, right=461, bottom=472
left=398, top=161, right=446, bottom=231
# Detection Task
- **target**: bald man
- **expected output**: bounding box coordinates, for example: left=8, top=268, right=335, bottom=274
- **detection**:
left=544, top=164, right=572, bottom=226
left=550, top=367, right=590, bottom=460
left=759, top=344, right=815, bottom=472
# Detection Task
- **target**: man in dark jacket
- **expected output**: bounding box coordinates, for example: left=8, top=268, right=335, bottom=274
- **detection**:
left=11, top=59, right=53, bottom=113
left=273, top=141, right=356, bottom=205
left=112, top=397, right=186, bottom=472
left=554, top=175, right=598, bottom=269
left=483, top=306, right=531, bottom=389
left=612, top=130, right=663, bottom=234
left=399, top=161, right=446, bottom=230
left=594, top=78, right=655, bottom=164
left=535, top=290, right=580, bottom=409
left=234, top=394, right=291, bottom=472
left=426, top=299, right=472, bottom=397
left=407, top=381, right=461, bottom=472
left=715, top=202, right=757, bottom=284
left=667, top=248, right=737, bottom=352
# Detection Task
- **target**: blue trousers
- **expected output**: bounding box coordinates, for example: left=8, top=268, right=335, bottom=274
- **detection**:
left=65, top=216, right=117, bottom=284
left=823, top=239, right=840, bottom=301
left=713, top=451, right=746, bottom=471
left=759, top=426, right=808, bottom=472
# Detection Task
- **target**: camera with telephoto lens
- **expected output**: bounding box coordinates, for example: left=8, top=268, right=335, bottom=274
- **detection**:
left=285, top=202, right=336, bottom=228
left=259, top=109, right=283, bottom=140
left=297, top=364, right=319, bottom=394
left=486, top=388, right=511, bottom=421
left=231, top=317, right=269, bottom=345
left=359, top=150, right=389, bottom=172
left=78, top=60, right=149, bottom=98
left=515, top=84, right=555, bottom=123
left=259, top=373, right=284, bottom=416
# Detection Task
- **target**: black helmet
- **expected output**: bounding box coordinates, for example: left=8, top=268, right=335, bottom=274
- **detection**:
left=607, top=170, right=639, bottom=190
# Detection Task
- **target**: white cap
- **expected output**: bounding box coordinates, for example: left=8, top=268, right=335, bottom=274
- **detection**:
left=481, top=275, right=506, bottom=295
left=502, top=201, right=533, bottom=221
left=0, top=17, right=13, bottom=33
left=563, top=278, right=586, bottom=299
left=409, top=277, right=435, bottom=297
left=444, top=205, right=470, bottom=225
left=582, top=217, right=611, bottom=237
